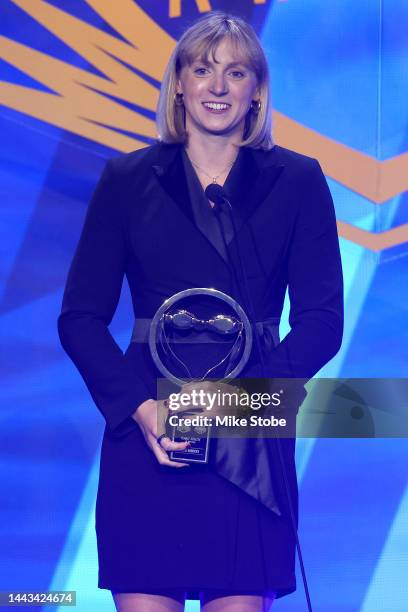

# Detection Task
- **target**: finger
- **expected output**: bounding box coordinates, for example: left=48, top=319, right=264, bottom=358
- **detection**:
left=147, top=410, right=190, bottom=449
left=150, top=439, right=190, bottom=468
left=180, top=381, right=205, bottom=395
left=148, top=431, right=190, bottom=452
left=179, top=407, right=204, bottom=416
left=140, top=427, right=188, bottom=468
left=155, top=400, right=169, bottom=438
left=159, top=436, right=191, bottom=452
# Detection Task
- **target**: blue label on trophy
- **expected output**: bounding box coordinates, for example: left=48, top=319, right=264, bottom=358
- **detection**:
left=169, top=423, right=211, bottom=463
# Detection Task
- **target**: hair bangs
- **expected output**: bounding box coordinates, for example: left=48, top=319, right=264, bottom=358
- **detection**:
left=177, top=29, right=260, bottom=79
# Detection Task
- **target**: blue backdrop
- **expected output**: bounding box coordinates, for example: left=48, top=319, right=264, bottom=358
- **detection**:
left=0, top=1, right=407, bottom=610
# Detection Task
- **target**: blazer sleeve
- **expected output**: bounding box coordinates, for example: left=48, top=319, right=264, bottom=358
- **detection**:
left=268, top=158, right=344, bottom=379
left=57, top=159, right=152, bottom=438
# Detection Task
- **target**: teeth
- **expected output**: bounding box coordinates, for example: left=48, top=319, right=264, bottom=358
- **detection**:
left=203, top=102, right=229, bottom=110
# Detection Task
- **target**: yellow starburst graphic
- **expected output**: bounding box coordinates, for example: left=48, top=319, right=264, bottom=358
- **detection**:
left=0, top=0, right=407, bottom=250
left=0, top=0, right=175, bottom=149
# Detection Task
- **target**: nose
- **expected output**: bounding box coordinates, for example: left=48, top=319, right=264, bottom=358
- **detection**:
left=209, top=72, right=228, bottom=96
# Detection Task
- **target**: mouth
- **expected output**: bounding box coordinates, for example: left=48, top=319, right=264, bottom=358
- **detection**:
left=202, top=101, right=231, bottom=113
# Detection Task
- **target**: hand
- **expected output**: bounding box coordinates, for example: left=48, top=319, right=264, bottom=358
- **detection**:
left=175, top=380, right=243, bottom=420
left=132, top=399, right=191, bottom=468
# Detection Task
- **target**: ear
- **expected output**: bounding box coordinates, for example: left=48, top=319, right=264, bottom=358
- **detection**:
left=176, top=77, right=183, bottom=95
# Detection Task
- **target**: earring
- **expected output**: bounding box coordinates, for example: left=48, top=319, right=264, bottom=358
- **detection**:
left=251, top=99, right=261, bottom=114
left=174, top=92, right=184, bottom=107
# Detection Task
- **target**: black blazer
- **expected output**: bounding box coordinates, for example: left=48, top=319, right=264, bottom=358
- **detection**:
left=57, top=141, right=343, bottom=516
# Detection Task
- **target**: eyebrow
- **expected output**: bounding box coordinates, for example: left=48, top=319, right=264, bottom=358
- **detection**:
left=192, top=58, right=249, bottom=69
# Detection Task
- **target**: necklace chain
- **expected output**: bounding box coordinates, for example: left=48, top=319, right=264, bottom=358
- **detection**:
left=187, top=153, right=236, bottom=184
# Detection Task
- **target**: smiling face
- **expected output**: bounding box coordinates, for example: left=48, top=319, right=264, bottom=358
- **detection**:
left=176, top=37, right=260, bottom=141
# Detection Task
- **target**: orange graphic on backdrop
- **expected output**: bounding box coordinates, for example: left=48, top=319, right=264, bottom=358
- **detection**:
left=0, top=0, right=407, bottom=251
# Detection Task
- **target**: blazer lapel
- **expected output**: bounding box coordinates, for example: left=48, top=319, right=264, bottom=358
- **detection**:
left=152, top=143, right=196, bottom=226
left=224, top=145, right=285, bottom=231
left=152, top=143, right=230, bottom=266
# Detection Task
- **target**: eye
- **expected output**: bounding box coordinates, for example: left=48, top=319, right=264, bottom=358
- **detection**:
left=193, top=66, right=209, bottom=76
left=229, top=70, right=245, bottom=79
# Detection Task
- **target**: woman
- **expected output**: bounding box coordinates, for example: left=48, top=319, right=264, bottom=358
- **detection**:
left=58, top=11, right=343, bottom=612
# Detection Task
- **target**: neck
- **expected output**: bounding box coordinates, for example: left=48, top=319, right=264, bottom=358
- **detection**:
left=184, top=123, right=242, bottom=174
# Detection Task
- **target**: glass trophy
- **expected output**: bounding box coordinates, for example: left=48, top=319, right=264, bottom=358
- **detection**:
left=148, top=288, right=253, bottom=463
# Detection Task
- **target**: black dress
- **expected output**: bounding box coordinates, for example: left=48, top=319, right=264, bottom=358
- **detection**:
left=57, top=142, right=344, bottom=600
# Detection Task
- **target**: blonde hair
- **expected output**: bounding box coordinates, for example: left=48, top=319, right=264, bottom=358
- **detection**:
left=156, top=11, right=274, bottom=150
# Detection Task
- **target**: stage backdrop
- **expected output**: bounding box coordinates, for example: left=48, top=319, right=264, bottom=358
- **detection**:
left=0, top=1, right=407, bottom=611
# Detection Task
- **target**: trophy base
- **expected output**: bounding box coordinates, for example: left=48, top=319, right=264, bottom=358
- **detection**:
left=169, top=425, right=211, bottom=464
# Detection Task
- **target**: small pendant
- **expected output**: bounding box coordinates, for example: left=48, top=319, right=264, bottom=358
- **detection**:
left=212, top=177, right=217, bottom=183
